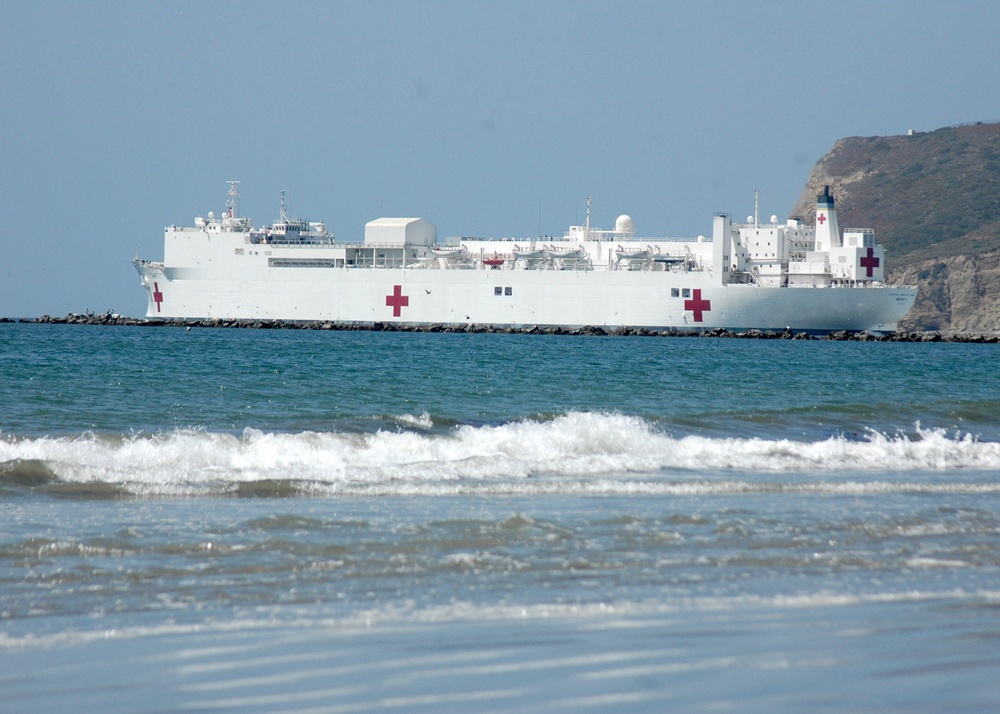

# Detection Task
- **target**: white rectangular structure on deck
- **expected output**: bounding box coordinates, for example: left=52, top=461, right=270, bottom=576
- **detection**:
left=830, top=244, right=885, bottom=281
left=741, top=227, right=789, bottom=262
left=364, top=218, right=437, bottom=247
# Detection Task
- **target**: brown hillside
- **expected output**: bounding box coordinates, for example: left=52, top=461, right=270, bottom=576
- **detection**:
left=790, top=122, right=1000, bottom=331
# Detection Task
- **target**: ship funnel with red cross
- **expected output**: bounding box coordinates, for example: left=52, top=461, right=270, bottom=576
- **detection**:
left=814, top=185, right=842, bottom=252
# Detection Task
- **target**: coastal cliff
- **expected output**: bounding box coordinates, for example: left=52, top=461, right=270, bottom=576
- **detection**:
left=790, top=122, right=1000, bottom=331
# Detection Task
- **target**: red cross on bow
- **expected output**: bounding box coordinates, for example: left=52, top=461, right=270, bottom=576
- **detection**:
left=153, top=282, right=163, bottom=312
left=859, top=247, right=880, bottom=277
left=817, top=212, right=827, bottom=225
left=385, top=285, right=409, bottom=317
left=684, top=289, right=711, bottom=322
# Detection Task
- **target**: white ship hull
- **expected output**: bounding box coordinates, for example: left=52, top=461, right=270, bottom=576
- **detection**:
left=135, top=262, right=915, bottom=332
left=134, top=184, right=917, bottom=333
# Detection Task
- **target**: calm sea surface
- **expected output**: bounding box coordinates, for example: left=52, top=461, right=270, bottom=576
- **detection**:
left=2, top=323, right=999, bottom=712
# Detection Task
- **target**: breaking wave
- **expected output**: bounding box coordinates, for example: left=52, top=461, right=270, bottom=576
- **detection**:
left=2, top=412, right=999, bottom=497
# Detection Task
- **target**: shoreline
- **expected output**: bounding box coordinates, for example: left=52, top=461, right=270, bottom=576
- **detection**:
left=2, top=314, right=997, bottom=342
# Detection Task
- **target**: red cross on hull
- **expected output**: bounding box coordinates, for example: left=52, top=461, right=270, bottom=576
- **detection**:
left=153, top=282, right=163, bottom=312
left=684, top=289, right=711, bottom=322
left=385, top=285, right=409, bottom=317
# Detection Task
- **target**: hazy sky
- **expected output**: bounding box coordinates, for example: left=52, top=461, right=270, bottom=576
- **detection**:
left=2, top=0, right=998, bottom=317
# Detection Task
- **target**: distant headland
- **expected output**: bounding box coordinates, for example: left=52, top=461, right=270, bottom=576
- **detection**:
left=789, top=121, right=1000, bottom=332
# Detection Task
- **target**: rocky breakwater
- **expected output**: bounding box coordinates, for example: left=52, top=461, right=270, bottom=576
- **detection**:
left=8, top=314, right=997, bottom=342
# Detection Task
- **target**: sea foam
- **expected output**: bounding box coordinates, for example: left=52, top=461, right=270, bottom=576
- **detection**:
left=2, top=413, right=999, bottom=497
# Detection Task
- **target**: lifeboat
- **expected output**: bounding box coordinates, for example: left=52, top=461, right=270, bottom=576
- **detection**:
left=430, top=246, right=469, bottom=260
left=512, top=245, right=545, bottom=259
left=615, top=245, right=650, bottom=262
left=545, top=245, right=586, bottom=260
left=652, top=253, right=686, bottom=264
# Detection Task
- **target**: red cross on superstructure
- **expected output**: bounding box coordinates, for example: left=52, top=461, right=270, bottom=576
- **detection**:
left=153, top=282, right=163, bottom=312
left=385, top=284, right=409, bottom=317
left=859, top=247, right=880, bottom=277
left=684, top=289, right=712, bottom=322
left=817, top=213, right=827, bottom=224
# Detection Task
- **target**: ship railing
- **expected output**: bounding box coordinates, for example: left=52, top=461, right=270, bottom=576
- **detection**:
left=251, top=236, right=337, bottom=246
left=612, top=235, right=692, bottom=244
left=829, top=279, right=886, bottom=288
left=347, top=257, right=406, bottom=269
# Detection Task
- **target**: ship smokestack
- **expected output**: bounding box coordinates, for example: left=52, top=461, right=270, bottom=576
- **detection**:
left=815, top=184, right=841, bottom=251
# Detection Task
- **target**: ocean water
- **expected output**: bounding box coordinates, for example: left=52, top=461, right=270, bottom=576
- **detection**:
left=2, top=323, right=999, bottom=712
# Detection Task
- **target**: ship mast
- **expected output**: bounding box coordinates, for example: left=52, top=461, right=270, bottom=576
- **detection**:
left=226, top=180, right=240, bottom=219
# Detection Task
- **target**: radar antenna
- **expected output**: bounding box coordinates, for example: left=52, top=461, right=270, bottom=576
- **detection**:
left=226, top=181, right=240, bottom=218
